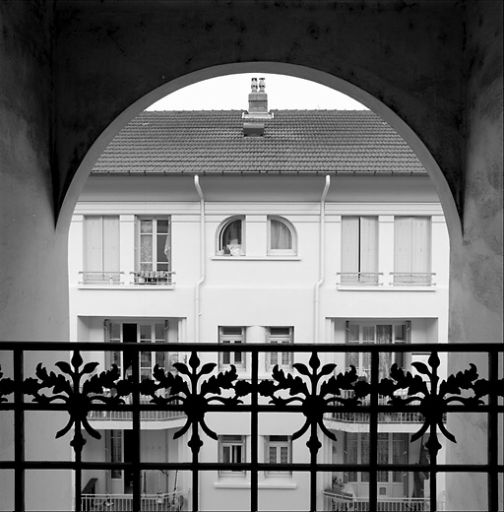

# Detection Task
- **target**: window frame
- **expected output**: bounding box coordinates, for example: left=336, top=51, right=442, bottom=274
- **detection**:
left=264, top=435, right=292, bottom=476
left=217, top=216, right=245, bottom=256
left=218, top=435, right=246, bottom=476
left=135, top=216, right=172, bottom=284
left=218, top=326, right=246, bottom=370
left=267, top=216, right=296, bottom=256
left=266, top=326, right=294, bottom=371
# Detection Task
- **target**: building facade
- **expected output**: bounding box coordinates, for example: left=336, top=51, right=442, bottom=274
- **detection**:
left=66, top=83, right=450, bottom=511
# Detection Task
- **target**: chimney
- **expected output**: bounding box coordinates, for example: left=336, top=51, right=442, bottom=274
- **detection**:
left=243, top=76, right=274, bottom=137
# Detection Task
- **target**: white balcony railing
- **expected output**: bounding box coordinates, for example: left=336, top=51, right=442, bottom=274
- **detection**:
left=79, top=271, right=124, bottom=285
left=390, top=272, right=436, bottom=286
left=81, top=491, right=185, bottom=512
left=337, top=272, right=383, bottom=286
left=323, top=492, right=430, bottom=511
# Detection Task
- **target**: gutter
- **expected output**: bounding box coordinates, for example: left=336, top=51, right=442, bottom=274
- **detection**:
left=313, top=175, right=331, bottom=342
left=194, top=175, right=206, bottom=343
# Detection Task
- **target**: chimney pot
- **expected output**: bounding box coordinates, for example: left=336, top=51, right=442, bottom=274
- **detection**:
left=251, top=77, right=258, bottom=92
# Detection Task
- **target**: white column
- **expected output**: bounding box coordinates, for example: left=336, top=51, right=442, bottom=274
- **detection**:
left=378, top=215, right=394, bottom=285
left=120, top=214, right=135, bottom=284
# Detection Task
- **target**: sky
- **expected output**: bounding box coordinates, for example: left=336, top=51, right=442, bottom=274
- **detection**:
left=147, top=73, right=367, bottom=111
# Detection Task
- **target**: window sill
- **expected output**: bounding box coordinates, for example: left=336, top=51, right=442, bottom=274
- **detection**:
left=336, top=285, right=437, bottom=292
left=214, top=479, right=297, bottom=490
left=212, top=256, right=300, bottom=261
left=77, top=284, right=175, bottom=290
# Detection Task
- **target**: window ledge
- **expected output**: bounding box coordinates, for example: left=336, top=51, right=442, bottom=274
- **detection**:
left=336, top=285, right=437, bottom=292
left=77, top=284, right=175, bottom=290
left=212, top=256, right=300, bottom=261
left=214, top=479, right=297, bottom=490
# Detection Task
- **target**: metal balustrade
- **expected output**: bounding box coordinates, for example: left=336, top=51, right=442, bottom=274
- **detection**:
left=323, top=492, right=431, bottom=511
left=130, top=271, right=175, bottom=285
left=390, top=273, right=436, bottom=286
left=0, top=341, right=502, bottom=512
left=81, top=491, right=185, bottom=512
left=337, top=272, right=383, bottom=285
left=79, top=271, right=124, bottom=285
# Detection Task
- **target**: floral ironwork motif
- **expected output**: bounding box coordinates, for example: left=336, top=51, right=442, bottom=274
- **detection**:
left=0, top=366, right=14, bottom=403
left=258, top=352, right=371, bottom=455
left=378, top=351, right=491, bottom=455
left=23, top=351, right=127, bottom=453
left=140, top=351, right=251, bottom=454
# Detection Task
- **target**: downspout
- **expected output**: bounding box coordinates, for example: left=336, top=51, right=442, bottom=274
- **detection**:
left=313, top=175, right=331, bottom=342
left=194, top=175, right=206, bottom=343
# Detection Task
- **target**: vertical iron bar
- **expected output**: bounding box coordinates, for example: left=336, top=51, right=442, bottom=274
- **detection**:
left=14, top=349, right=25, bottom=512
left=309, top=422, right=317, bottom=512
left=132, top=348, right=141, bottom=512
left=429, top=353, right=438, bottom=512
left=369, top=350, right=379, bottom=512
left=192, top=422, right=199, bottom=512
left=74, top=418, right=82, bottom=512
left=488, top=352, right=498, bottom=512
left=250, top=350, right=258, bottom=512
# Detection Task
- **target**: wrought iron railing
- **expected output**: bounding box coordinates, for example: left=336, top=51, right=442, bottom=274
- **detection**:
left=81, top=491, right=185, bottom=512
left=390, top=272, right=436, bottom=286
left=322, top=491, right=431, bottom=511
left=130, top=271, right=175, bottom=285
left=0, top=342, right=502, bottom=512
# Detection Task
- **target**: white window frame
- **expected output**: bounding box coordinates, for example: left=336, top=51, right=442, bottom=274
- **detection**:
left=82, top=215, right=120, bottom=284
left=217, top=216, right=245, bottom=256
left=345, top=321, right=410, bottom=379
left=135, top=216, right=171, bottom=283
left=344, top=433, right=409, bottom=488
left=104, top=320, right=172, bottom=379
left=393, top=216, right=432, bottom=285
left=266, top=327, right=294, bottom=371
left=218, top=435, right=246, bottom=475
left=267, top=216, right=296, bottom=256
left=218, top=326, right=246, bottom=370
left=340, top=216, right=379, bottom=285
left=264, top=435, right=292, bottom=476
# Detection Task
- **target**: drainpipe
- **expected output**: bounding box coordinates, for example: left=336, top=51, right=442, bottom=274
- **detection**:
left=313, top=175, right=331, bottom=343
left=194, top=175, right=206, bottom=343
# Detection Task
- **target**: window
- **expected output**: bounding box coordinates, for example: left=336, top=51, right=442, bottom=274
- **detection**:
left=340, top=216, right=379, bottom=285
left=135, top=217, right=171, bottom=284
left=265, top=435, right=292, bottom=475
left=83, top=215, right=120, bottom=284
left=218, top=217, right=244, bottom=256
left=345, top=321, right=410, bottom=379
left=394, top=216, right=432, bottom=285
left=219, top=327, right=245, bottom=370
left=344, top=433, right=409, bottom=495
left=268, top=216, right=296, bottom=255
left=266, top=327, right=293, bottom=370
left=219, top=435, right=246, bottom=474
left=107, top=430, right=123, bottom=479
left=104, top=320, right=171, bottom=378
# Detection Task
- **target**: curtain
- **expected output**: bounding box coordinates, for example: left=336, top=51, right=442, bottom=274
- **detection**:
left=270, top=219, right=292, bottom=250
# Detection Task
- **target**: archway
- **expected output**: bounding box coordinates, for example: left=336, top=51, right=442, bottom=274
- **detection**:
left=59, top=62, right=461, bottom=252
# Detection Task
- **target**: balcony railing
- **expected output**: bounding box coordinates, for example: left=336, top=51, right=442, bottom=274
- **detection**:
left=390, top=272, right=436, bottom=286
left=81, top=491, right=185, bottom=512
left=0, top=342, right=502, bottom=512
left=79, top=271, right=124, bottom=285
left=130, top=271, right=175, bottom=285
left=337, top=272, right=383, bottom=285
left=323, top=491, right=431, bottom=511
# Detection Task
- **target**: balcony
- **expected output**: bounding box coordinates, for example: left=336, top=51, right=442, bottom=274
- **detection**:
left=82, top=491, right=185, bottom=512
left=0, top=342, right=501, bottom=512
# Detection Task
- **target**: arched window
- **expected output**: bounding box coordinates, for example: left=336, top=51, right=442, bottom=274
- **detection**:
left=218, top=217, right=244, bottom=256
left=268, top=216, right=296, bottom=255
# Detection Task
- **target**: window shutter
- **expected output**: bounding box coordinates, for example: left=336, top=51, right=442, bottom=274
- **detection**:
left=84, top=216, right=104, bottom=272
left=103, top=216, right=120, bottom=272
left=411, top=217, right=430, bottom=273
left=359, top=217, right=378, bottom=274
left=341, top=217, right=360, bottom=274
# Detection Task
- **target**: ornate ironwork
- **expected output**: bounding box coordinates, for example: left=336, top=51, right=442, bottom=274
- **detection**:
left=0, top=365, right=14, bottom=402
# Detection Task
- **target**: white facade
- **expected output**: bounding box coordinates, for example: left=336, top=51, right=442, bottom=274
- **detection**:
left=68, top=173, right=449, bottom=511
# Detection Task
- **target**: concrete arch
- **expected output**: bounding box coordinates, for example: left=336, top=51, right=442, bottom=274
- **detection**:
left=59, top=62, right=462, bottom=250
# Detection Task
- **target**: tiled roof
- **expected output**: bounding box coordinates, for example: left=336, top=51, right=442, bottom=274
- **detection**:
left=92, top=110, right=426, bottom=176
